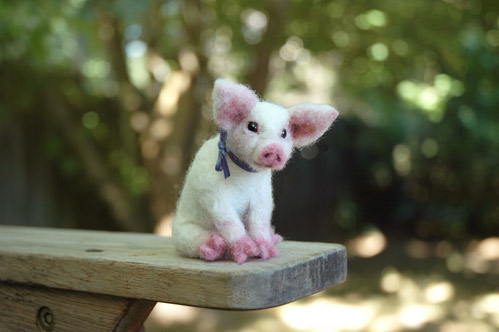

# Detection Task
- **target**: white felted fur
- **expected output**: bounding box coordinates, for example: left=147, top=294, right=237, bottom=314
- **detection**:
left=172, top=79, right=339, bottom=263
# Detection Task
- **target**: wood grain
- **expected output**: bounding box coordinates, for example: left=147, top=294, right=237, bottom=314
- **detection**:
left=0, top=282, right=155, bottom=332
left=0, top=226, right=347, bottom=310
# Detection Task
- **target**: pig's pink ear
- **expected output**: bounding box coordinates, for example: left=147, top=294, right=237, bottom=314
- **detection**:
left=212, top=79, right=259, bottom=130
left=288, top=103, right=339, bottom=147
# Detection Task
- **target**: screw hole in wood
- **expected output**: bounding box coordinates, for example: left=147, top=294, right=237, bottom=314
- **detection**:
left=37, top=306, right=54, bottom=331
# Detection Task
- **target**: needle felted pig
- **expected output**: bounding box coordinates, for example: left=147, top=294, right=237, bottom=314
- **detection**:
left=172, top=79, right=339, bottom=264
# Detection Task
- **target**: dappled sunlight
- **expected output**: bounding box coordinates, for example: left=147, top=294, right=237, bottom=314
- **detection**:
left=463, top=237, right=499, bottom=274
left=474, top=237, right=499, bottom=261
left=440, top=320, right=494, bottom=332
left=380, top=268, right=402, bottom=293
left=473, top=293, right=499, bottom=319
left=395, top=274, right=420, bottom=302
left=403, top=237, right=499, bottom=275
left=149, top=303, right=198, bottom=326
left=346, top=229, right=387, bottom=258
left=241, top=9, right=268, bottom=44
left=396, top=74, right=465, bottom=122
left=355, top=9, right=387, bottom=30
left=148, top=52, right=171, bottom=82
left=369, top=314, right=401, bottom=332
left=369, top=43, right=389, bottom=61
left=154, top=71, right=192, bottom=117
left=399, top=303, right=444, bottom=329
left=279, top=36, right=306, bottom=63
left=137, top=69, right=192, bottom=162
left=424, top=281, right=455, bottom=304
left=126, top=40, right=150, bottom=89
left=237, top=318, right=283, bottom=332
left=178, top=49, right=200, bottom=74
left=278, top=297, right=378, bottom=331
left=266, top=38, right=336, bottom=106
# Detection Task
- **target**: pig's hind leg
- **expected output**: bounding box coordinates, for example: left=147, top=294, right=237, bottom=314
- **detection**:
left=173, top=220, right=226, bottom=260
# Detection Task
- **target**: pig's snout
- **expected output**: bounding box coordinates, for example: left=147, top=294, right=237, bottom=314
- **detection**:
left=258, top=144, right=286, bottom=169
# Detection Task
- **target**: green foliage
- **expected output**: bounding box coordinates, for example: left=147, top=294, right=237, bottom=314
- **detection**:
left=0, top=0, right=497, bottom=236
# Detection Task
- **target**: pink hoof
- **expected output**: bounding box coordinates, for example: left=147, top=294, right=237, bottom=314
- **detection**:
left=254, top=238, right=279, bottom=260
left=200, top=233, right=226, bottom=261
left=230, top=235, right=259, bottom=264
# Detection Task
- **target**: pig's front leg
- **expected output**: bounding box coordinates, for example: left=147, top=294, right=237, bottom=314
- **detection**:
left=211, top=203, right=259, bottom=264
left=246, top=187, right=283, bottom=260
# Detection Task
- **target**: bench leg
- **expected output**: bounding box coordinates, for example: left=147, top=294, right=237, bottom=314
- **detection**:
left=0, top=282, right=156, bottom=332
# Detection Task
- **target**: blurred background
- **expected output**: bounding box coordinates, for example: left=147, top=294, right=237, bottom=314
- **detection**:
left=1, top=0, right=498, bottom=331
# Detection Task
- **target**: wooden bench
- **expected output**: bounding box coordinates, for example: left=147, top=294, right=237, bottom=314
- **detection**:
left=0, top=226, right=347, bottom=332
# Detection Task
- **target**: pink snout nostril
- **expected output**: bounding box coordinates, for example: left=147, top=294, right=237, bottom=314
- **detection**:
left=263, top=152, right=279, bottom=160
left=258, top=144, right=285, bottom=168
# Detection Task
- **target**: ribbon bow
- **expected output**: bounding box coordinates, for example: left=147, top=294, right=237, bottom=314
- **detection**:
left=215, top=130, right=258, bottom=179
left=215, top=130, right=231, bottom=179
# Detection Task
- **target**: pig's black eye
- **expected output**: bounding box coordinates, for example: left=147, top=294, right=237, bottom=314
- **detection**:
left=248, top=121, right=258, bottom=133
left=281, top=128, right=287, bottom=138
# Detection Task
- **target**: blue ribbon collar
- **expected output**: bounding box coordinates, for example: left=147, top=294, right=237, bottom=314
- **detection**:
left=215, top=130, right=258, bottom=179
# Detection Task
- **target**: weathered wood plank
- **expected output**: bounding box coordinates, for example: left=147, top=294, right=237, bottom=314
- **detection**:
left=0, top=282, right=155, bottom=332
left=114, top=299, right=156, bottom=332
left=0, top=226, right=347, bottom=310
